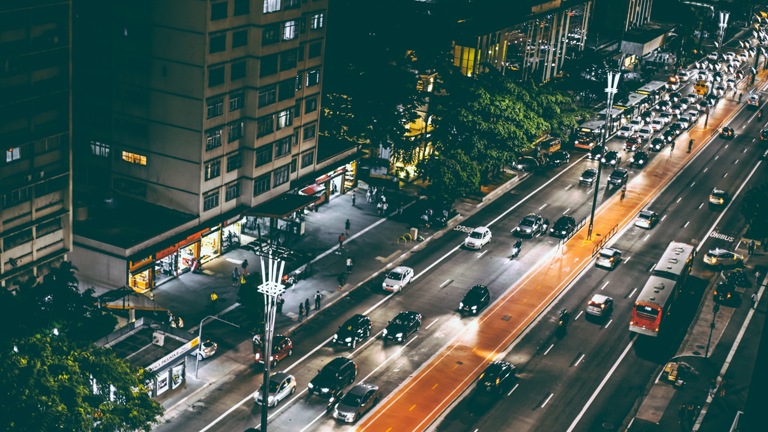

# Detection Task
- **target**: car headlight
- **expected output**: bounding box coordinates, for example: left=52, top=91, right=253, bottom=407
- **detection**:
left=345, top=337, right=352, bottom=342
left=321, top=388, right=329, bottom=393
left=382, top=329, right=388, bottom=336
left=471, top=306, right=477, bottom=310
left=459, top=302, right=464, bottom=309
left=601, top=158, right=606, bottom=163
left=308, top=383, right=314, bottom=389
left=630, top=157, right=635, bottom=162
left=333, top=334, right=338, bottom=341
left=396, top=333, right=403, bottom=338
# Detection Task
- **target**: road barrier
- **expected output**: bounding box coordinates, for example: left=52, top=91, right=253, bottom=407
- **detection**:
left=591, top=224, right=619, bottom=256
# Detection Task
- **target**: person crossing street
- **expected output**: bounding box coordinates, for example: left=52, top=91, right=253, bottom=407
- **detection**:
left=314, top=290, right=322, bottom=310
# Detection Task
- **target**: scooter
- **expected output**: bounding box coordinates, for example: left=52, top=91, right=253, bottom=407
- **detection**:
left=511, top=240, right=523, bottom=258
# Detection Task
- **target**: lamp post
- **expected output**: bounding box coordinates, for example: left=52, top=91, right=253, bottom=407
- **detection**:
left=253, top=242, right=288, bottom=432
left=194, top=315, right=239, bottom=379
left=717, top=11, right=730, bottom=52
left=587, top=70, right=620, bottom=240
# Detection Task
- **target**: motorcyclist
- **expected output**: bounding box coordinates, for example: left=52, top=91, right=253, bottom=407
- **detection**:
left=759, top=109, right=764, bottom=120
left=512, top=239, right=523, bottom=257
left=559, top=308, right=571, bottom=326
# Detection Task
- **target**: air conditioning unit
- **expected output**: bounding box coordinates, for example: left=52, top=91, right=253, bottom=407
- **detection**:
left=38, top=170, right=45, bottom=179
left=25, top=174, right=33, bottom=182
left=152, top=332, right=165, bottom=346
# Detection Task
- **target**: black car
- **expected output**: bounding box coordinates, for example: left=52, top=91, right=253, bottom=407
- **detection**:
left=459, top=285, right=491, bottom=315
left=662, top=128, right=677, bottom=143
left=550, top=215, right=577, bottom=238
left=629, top=151, right=649, bottom=168
left=579, top=168, right=598, bottom=185
left=669, top=122, right=684, bottom=136
left=382, top=311, right=422, bottom=344
left=761, top=129, right=768, bottom=141
left=719, top=127, right=734, bottom=139
left=724, top=269, right=751, bottom=288
left=587, top=144, right=606, bottom=160
left=607, top=168, right=628, bottom=188
left=706, top=93, right=719, bottom=106
left=601, top=150, right=621, bottom=166
left=713, top=281, right=735, bottom=303
left=477, top=360, right=517, bottom=395
left=669, top=92, right=682, bottom=103
left=641, top=109, right=655, bottom=123
left=656, top=100, right=671, bottom=112
left=333, top=314, right=372, bottom=348
left=650, top=137, right=666, bottom=152
left=549, top=150, right=570, bottom=167
left=308, top=357, right=358, bottom=398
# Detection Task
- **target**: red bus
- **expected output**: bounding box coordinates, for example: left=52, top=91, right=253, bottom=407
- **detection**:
left=629, top=242, right=696, bottom=337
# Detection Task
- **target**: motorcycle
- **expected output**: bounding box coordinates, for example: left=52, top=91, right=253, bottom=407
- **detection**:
left=558, top=309, right=571, bottom=328
left=511, top=240, right=523, bottom=258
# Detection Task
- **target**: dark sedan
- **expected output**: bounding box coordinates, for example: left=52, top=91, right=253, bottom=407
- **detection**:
left=548, top=150, right=570, bottom=167
left=600, top=150, right=621, bottom=167
left=649, top=137, right=666, bottom=152
left=477, top=361, right=517, bottom=395
left=549, top=215, right=577, bottom=238
left=629, top=151, right=649, bottom=168
left=459, top=285, right=491, bottom=316
left=587, top=144, right=606, bottom=160
left=719, top=127, right=734, bottom=139
left=382, top=311, right=422, bottom=344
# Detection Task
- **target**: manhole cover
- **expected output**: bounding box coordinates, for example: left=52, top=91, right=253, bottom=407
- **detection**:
left=601, top=422, right=615, bottom=431
left=695, top=344, right=705, bottom=350
left=502, top=315, right=511, bottom=321
left=456, top=361, right=463, bottom=365
left=692, top=350, right=702, bottom=356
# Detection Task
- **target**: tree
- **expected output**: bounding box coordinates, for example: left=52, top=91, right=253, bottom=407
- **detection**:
left=418, top=149, right=480, bottom=205
left=741, top=183, right=768, bottom=238
left=0, top=333, right=163, bottom=432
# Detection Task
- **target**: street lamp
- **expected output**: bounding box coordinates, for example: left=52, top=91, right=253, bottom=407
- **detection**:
left=718, top=11, right=730, bottom=52
left=587, top=70, right=620, bottom=240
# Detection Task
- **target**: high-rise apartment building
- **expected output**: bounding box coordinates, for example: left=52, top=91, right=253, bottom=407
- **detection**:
left=71, top=0, right=355, bottom=292
left=0, top=1, right=73, bottom=292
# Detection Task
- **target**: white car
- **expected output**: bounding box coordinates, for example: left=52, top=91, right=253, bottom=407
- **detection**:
left=707, top=52, right=719, bottom=61
left=595, top=247, right=622, bottom=269
left=629, top=119, right=644, bottom=130
left=726, top=78, right=736, bottom=89
left=382, top=266, right=414, bottom=292
left=637, top=126, right=654, bottom=142
left=254, top=372, right=297, bottom=408
left=464, top=226, right=492, bottom=249
left=686, top=109, right=700, bottom=121
left=658, top=112, right=673, bottom=124
left=586, top=294, right=614, bottom=317
left=617, top=125, right=636, bottom=138
left=677, top=116, right=691, bottom=129
left=678, top=70, right=691, bottom=82
left=723, top=51, right=736, bottom=60
left=191, top=340, right=218, bottom=360
left=650, top=119, right=665, bottom=131
left=634, top=210, right=659, bottom=229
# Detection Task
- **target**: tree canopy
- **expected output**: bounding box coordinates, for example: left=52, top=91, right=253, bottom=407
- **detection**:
left=741, top=182, right=768, bottom=238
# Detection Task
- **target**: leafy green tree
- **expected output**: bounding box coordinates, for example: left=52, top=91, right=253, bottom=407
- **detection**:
left=0, top=333, right=163, bottom=432
left=418, top=149, right=480, bottom=205
left=741, top=183, right=768, bottom=237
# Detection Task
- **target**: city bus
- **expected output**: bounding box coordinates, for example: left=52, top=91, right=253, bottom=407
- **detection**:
left=634, top=80, right=668, bottom=104
left=629, top=241, right=696, bottom=337
left=614, top=92, right=649, bottom=122
left=573, top=120, right=604, bottom=150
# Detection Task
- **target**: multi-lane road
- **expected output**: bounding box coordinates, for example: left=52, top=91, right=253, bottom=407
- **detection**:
left=155, top=69, right=768, bottom=432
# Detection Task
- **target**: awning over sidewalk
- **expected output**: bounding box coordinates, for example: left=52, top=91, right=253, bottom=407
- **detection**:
left=246, top=193, right=317, bottom=218
left=300, top=184, right=326, bottom=196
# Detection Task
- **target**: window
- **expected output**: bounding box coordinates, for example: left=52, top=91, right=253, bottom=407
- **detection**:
left=203, top=191, right=220, bottom=211
left=225, top=182, right=241, bottom=201
left=305, top=97, right=317, bottom=114
left=301, top=150, right=314, bottom=168
left=211, top=2, right=228, bottom=20
left=307, top=69, right=320, bottom=86
left=303, top=124, right=316, bottom=141
left=121, top=151, right=147, bottom=165
left=290, top=157, right=297, bottom=173
left=277, top=109, right=292, bottom=130
left=262, top=24, right=280, bottom=45
left=227, top=152, right=242, bottom=172
left=274, top=136, right=292, bottom=159
left=231, top=61, right=246, bottom=80
left=284, top=0, right=300, bottom=9
left=254, top=174, right=271, bottom=196
left=228, top=121, right=244, bottom=142
left=234, top=0, right=249, bottom=15
left=90, top=141, right=110, bottom=157
left=6, top=147, right=22, bottom=162
left=273, top=164, right=290, bottom=186
left=257, top=115, right=274, bottom=137
left=232, top=30, right=248, bottom=48
left=283, top=20, right=298, bottom=41
left=278, top=79, right=295, bottom=101
left=260, top=54, right=278, bottom=77
left=229, top=92, right=244, bottom=111
left=263, top=0, right=281, bottom=14
left=310, top=12, right=325, bottom=30
left=209, top=66, right=225, bottom=87
left=308, top=42, right=322, bottom=59
left=255, top=144, right=273, bottom=167
left=207, top=96, right=224, bottom=118
left=258, top=85, right=277, bottom=107
left=206, top=128, right=223, bottom=151
left=210, top=33, right=226, bottom=54
left=205, top=159, right=221, bottom=180
left=280, top=50, right=297, bottom=71
left=294, top=101, right=302, bottom=117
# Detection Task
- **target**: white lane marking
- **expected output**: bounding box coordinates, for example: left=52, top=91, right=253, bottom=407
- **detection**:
left=676, top=197, right=682, bottom=203
left=715, top=155, right=720, bottom=160
left=541, top=392, right=554, bottom=408
left=628, top=288, right=638, bottom=298
left=600, top=281, right=610, bottom=290
left=478, top=250, right=489, bottom=259
left=734, top=159, right=739, bottom=164
left=604, top=319, right=612, bottom=329
left=360, top=337, right=419, bottom=384
left=684, top=221, right=690, bottom=227
left=565, top=184, right=574, bottom=191
left=563, top=207, right=571, bottom=215
left=743, top=148, right=748, bottom=153
left=574, top=310, right=584, bottom=321
left=703, top=167, right=709, bottom=173
left=643, top=234, right=650, bottom=241
left=507, top=383, right=519, bottom=396
left=574, top=354, right=585, bottom=366
left=690, top=181, right=696, bottom=187
left=624, top=256, right=631, bottom=263
left=661, top=214, right=667, bottom=221
left=723, top=172, right=728, bottom=178
left=543, top=344, right=555, bottom=355
left=425, top=318, right=440, bottom=330
left=698, top=203, right=704, bottom=209
left=566, top=340, right=635, bottom=432
left=440, top=279, right=451, bottom=288
left=540, top=203, right=549, bottom=210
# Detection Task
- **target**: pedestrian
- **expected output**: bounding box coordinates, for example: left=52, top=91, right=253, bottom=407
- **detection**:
left=366, top=189, right=372, bottom=203
left=345, top=218, right=351, bottom=235
left=338, top=233, right=345, bottom=250
left=175, top=316, right=184, bottom=328
left=168, top=310, right=174, bottom=325
left=351, top=193, right=356, bottom=206
left=304, top=298, right=311, bottom=316
left=337, top=272, right=347, bottom=291
left=210, top=291, right=219, bottom=309
left=738, top=92, right=743, bottom=103
left=748, top=240, right=755, bottom=255
left=751, top=293, right=758, bottom=309
left=314, top=290, right=322, bottom=310
left=276, top=295, right=285, bottom=314
left=377, top=202, right=383, bottom=216
left=380, top=194, right=387, bottom=204
left=241, top=259, right=249, bottom=275
left=621, top=185, right=627, bottom=201
left=240, top=273, right=246, bottom=285
left=298, top=303, right=304, bottom=322
left=382, top=202, right=389, bottom=215
left=671, top=141, right=675, bottom=152
left=232, top=267, right=240, bottom=286
left=398, top=204, right=404, bottom=216
left=709, top=379, right=717, bottom=397
left=346, top=256, right=354, bottom=273
left=719, top=379, right=727, bottom=397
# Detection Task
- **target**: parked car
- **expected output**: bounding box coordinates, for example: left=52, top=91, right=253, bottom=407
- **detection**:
left=550, top=215, right=577, bottom=238
left=192, top=340, right=218, bottom=360
left=703, top=249, right=744, bottom=268
left=579, top=168, right=598, bottom=185
left=514, top=213, right=546, bottom=238
left=586, top=294, right=614, bottom=317
left=607, top=168, right=629, bottom=188
left=459, top=285, right=491, bottom=316
left=629, top=151, right=649, bottom=168
left=601, top=150, right=621, bottom=167
left=382, top=266, right=414, bottom=292
left=595, top=248, right=622, bottom=270
left=382, top=311, right=422, bottom=344
left=464, top=227, right=492, bottom=249
left=333, top=314, right=372, bottom=348
left=549, top=150, right=570, bottom=167
left=476, top=360, right=516, bottom=395
left=512, top=156, right=540, bottom=172
left=308, top=357, right=357, bottom=398
left=254, top=372, right=296, bottom=408
left=635, top=209, right=659, bottom=229
left=332, top=383, right=381, bottom=423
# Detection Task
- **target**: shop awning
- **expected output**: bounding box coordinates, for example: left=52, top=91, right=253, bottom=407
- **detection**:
left=300, top=184, right=326, bottom=196
left=246, top=193, right=318, bottom=219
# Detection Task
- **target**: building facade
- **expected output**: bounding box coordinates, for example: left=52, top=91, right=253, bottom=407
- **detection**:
left=0, top=0, right=73, bottom=292
left=72, top=0, right=353, bottom=292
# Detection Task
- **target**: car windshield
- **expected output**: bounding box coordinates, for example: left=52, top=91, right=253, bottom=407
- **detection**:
left=599, top=250, right=614, bottom=259
left=639, top=213, right=652, bottom=220
left=340, top=393, right=363, bottom=406
left=555, top=219, right=571, bottom=228
left=712, top=190, right=726, bottom=198
left=387, top=271, right=405, bottom=280
left=392, top=317, right=407, bottom=326
left=520, top=219, right=535, bottom=227
left=582, top=171, right=595, bottom=177
left=267, top=379, right=283, bottom=393
left=469, top=231, right=484, bottom=239
left=482, top=364, right=503, bottom=381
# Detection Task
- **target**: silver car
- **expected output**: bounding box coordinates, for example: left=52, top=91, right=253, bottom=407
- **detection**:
left=595, top=247, right=622, bottom=269
left=381, top=266, right=414, bottom=293
left=333, top=383, right=381, bottom=423
left=514, top=214, right=545, bottom=238
left=254, top=372, right=296, bottom=408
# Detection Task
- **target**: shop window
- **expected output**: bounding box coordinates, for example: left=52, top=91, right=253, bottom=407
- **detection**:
left=283, top=20, right=298, bottom=41
left=257, top=114, right=274, bottom=137
left=231, top=61, right=246, bottom=81
left=307, top=69, right=320, bottom=87
left=121, top=151, right=147, bottom=165
left=206, top=128, right=223, bottom=151
left=6, top=147, right=22, bottom=163
left=90, top=140, right=110, bottom=158
left=229, top=91, right=244, bottom=111
left=276, top=109, right=292, bottom=130
left=262, top=24, right=280, bottom=45
left=278, top=79, right=295, bottom=101
left=225, top=182, right=241, bottom=201
left=234, top=0, right=249, bottom=15
left=227, top=152, right=242, bottom=172
left=310, top=12, right=325, bottom=30
left=204, top=159, right=221, bottom=180
left=211, top=2, right=228, bottom=20
left=254, top=173, right=271, bottom=196
left=273, top=164, right=289, bottom=186
left=301, top=150, right=314, bottom=168
left=228, top=121, right=244, bottom=142
left=280, top=50, right=297, bottom=71
left=303, top=124, right=316, bottom=141
left=209, top=66, right=225, bottom=87
left=308, top=41, right=322, bottom=59
left=203, top=191, right=220, bottom=211
left=305, top=97, right=317, bottom=114
left=210, top=33, right=227, bottom=54
left=232, top=30, right=248, bottom=48
left=260, top=54, right=278, bottom=77
left=207, top=96, right=224, bottom=118
left=255, top=144, right=273, bottom=167
left=274, top=136, right=292, bottom=159
left=263, top=0, right=280, bottom=14
left=258, top=85, right=277, bottom=107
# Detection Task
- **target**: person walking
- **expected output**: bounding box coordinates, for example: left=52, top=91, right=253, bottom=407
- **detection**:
left=345, top=219, right=351, bottom=235
left=337, top=272, right=347, bottom=291
left=621, top=185, right=627, bottom=201
left=688, top=139, right=693, bottom=153
left=298, top=303, right=304, bottom=322
left=241, top=259, right=249, bottom=275
left=752, top=293, right=758, bottom=310
left=351, top=193, right=356, bottom=206
left=748, top=240, right=755, bottom=256
left=210, top=291, right=219, bottom=310
left=377, top=202, right=383, bottom=216
left=346, top=256, right=354, bottom=273
left=232, top=267, right=240, bottom=287
left=719, top=379, right=727, bottom=397
left=276, top=295, right=284, bottom=314
left=738, top=92, right=743, bottom=103
left=314, top=290, right=322, bottom=310
left=338, top=233, right=345, bottom=250
left=366, top=189, right=372, bottom=203
left=671, top=141, right=675, bottom=152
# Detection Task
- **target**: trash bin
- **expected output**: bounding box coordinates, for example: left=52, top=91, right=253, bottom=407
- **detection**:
left=410, top=227, right=418, bottom=240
